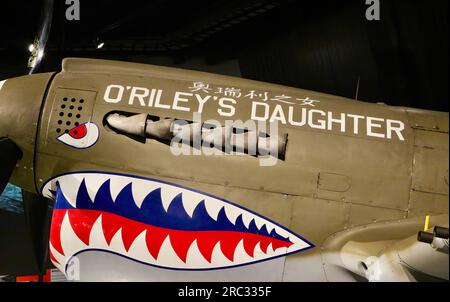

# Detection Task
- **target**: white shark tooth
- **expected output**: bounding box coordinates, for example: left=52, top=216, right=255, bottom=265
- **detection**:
left=272, top=226, right=290, bottom=240
left=108, top=176, right=133, bottom=201
left=185, top=239, right=211, bottom=268
left=131, top=178, right=161, bottom=208
left=253, top=242, right=266, bottom=260
left=159, top=184, right=182, bottom=212
left=254, top=216, right=266, bottom=230
left=243, top=212, right=271, bottom=231
left=88, top=214, right=109, bottom=249
left=280, top=245, right=291, bottom=256
left=49, top=242, right=64, bottom=260
left=203, top=197, right=223, bottom=221
left=253, top=217, right=278, bottom=237
left=221, top=205, right=241, bottom=226
left=230, top=206, right=278, bottom=235
left=267, top=242, right=275, bottom=255
left=233, top=239, right=253, bottom=264
left=270, top=224, right=296, bottom=247
left=42, top=181, right=56, bottom=199
left=60, top=211, right=87, bottom=258
left=49, top=243, right=65, bottom=271
left=211, top=241, right=233, bottom=267
left=272, top=244, right=290, bottom=257
left=180, top=190, right=203, bottom=218
left=156, top=235, right=187, bottom=268
left=240, top=212, right=254, bottom=229
left=108, top=228, right=127, bottom=255
left=266, top=222, right=278, bottom=235
left=267, top=226, right=276, bottom=237
left=83, top=173, right=110, bottom=202
left=126, top=229, right=150, bottom=263
left=56, top=175, right=83, bottom=208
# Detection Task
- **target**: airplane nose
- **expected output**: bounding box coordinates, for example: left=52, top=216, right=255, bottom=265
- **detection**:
left=0, top=73, right=54, bottom=193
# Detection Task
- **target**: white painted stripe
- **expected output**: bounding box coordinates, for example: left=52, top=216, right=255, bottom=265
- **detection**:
left=0, top=80, right=6, bottom=91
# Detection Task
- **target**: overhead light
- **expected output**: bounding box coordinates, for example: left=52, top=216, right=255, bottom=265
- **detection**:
left=28, top=44, right=35, bottom=52
left=97, top=42, right=105, bottom=49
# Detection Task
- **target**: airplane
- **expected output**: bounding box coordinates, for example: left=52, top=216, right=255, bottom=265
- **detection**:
left=0, top=57, right=448, bottom=281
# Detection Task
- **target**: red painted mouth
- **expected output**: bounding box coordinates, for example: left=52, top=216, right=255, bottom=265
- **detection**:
left=50, top=209, right=294, bottom=264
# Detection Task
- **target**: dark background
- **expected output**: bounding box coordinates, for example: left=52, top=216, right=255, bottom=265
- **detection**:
left=0, top=0, right=448, bottom=111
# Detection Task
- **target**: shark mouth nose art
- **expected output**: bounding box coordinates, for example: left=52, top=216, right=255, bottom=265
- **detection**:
left=42, top=172, right=313, bottom=271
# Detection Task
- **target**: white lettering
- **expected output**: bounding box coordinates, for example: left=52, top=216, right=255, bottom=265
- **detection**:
left=104, top=85, right=124, bottom=103
left=270, top=105, right=287, bottom=124
left=128, top=87, right=149, bottom=106
left=387, top=119, right=405, bottom=141
left=173, top=92, right=192, bottom=112
left=102, top=84, right=407, bottom=143
left=251, top=102, right=270, bottom=121
left=367, top=117, right=385, bottom=138
left=289, top=107, right=307, bottom=127
left=308, top=110, right=326, bottom=130
left=153, top=90, right=168, bottom=109
left=147, top=89, right=156, bottom=107
left=196, top=94, right=211, bottom=113
left=218, top=98, right=236, bottom=117
left=348, top=114, right=365, bottom=135
left=327, top=112, right=346, bottom=132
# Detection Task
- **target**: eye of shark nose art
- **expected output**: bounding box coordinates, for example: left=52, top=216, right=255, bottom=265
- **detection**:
left=57, top=122, right=99, bottom=149
left=68, top=124, right=88, bottom=139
